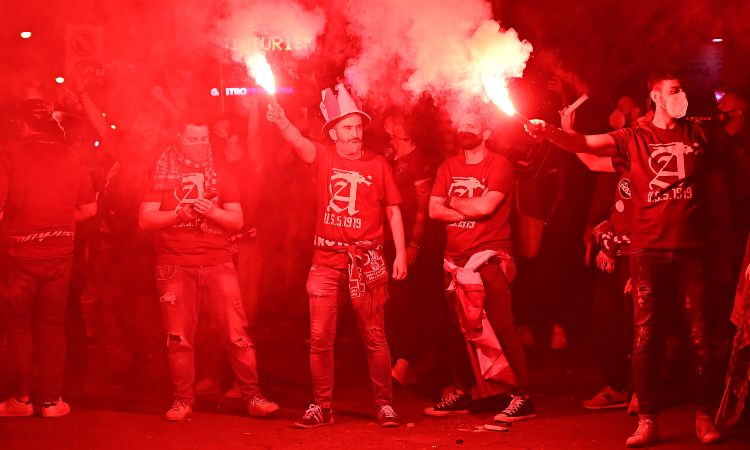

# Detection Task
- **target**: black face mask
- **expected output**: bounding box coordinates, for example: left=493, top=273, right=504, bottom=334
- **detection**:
left=456, top=131, right=483, bottom=150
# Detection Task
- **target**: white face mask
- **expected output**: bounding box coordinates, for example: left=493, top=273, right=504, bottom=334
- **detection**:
left=658, top=91, right=688, bottom=119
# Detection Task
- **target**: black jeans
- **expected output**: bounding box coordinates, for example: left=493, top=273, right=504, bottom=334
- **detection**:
left=630, top=248, right=714, bottom=416
left=443, top=258, right=529, bottom=393
left=591, top=255, right=632, bottom=392
left=4, top=255, right=73, bottom=402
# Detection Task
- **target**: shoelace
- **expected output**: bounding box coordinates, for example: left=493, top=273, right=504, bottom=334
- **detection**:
left=503, top=396, right=524, bottom=415
left=633, top=419, right=653, bottom=436
left=251, top=396, right=271, bottom=406
left=171, top=400, right=189, bottom=411
left=437, top=392, right=459, bottom=408
left=303, top=404, right=322, bottom=419
left=379, top=405, right=397, bottom=418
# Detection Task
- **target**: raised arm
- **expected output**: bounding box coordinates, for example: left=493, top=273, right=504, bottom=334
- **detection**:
left=265, top=103, right=317, bottom=164
left=526, top=120, right=617, bottom=157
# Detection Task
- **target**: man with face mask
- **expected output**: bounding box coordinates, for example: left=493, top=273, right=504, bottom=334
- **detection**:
left=525, top=70, right=723, bottom=446
left=266, top=83, right=406, bottom=428
left=426, top=110, right=535, bottom=423
left=138, top=116, right=278, bottom=422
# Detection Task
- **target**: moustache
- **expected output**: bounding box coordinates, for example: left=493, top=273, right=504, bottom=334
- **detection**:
left=345, top=138, right=362, bottom=144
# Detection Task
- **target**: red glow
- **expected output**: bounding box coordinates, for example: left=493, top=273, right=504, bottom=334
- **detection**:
left=55, top=77, right=65, bottom=84
left=20, top=31, right=32, bottom=39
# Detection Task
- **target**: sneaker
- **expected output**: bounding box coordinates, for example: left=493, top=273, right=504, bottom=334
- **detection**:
left=0, top=397, right=33, bottom=417
left=423, top=389, right=470, bottom=416
left=493, top=395, right=536, bottom=423
left=165, top=399, right=192, bottom=421
left=247, top=394, right=279, bottom=417
left=627, top=394, right=639, bottom=416
left=582, top=386, right=630, bottom=410
left=294, top=404, right=333, bottom=429
left=391, top=359, right=410, bottom=386
left=41, top=398, right=71, bottom=418
left=377, top=405, right=401, bottom=427
left=626, top=417, right=659, bottom=447
left=696, top=412, right=722, bottom=444
left=224, top=382, right=242, bottom=399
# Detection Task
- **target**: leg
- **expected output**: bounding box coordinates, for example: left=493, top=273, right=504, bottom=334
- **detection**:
left=630, top=250, right=670, bottom=417
left=236, top=239, right=262, bottom=333
left=479, top=260, right=530, bottom=391
left=201, top=262, right=260, bottom=399
left=4, top=258, right=40, bottom=400
left=441, top=274, right=477, bottom=393
left=673, top=252, right=714, bottom=413
left=353, top=284, right=393, bottom=407
left=156, top=264, right=200, bottom=404
left=36, top=257, right=74, bottom=402
left=306, top=265, right=346, bottom=409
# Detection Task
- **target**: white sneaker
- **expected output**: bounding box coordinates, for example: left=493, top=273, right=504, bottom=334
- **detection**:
left=165, top=399, right=192, bottom=421
left=247, top=394, right=279, bottom=417
left=0, top=397, right=33, bottom=417
left=41, top=398, right=71, bottom=418
left=626, top=417, right=659, bottom=447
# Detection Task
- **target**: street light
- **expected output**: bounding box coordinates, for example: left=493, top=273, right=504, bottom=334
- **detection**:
left=20, top=31, right=32, bottom=39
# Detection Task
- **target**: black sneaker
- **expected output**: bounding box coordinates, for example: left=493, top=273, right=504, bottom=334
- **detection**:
left=423, top=389, right=471, bottom=416
left=377, top=405, right=401, bottom=427
left=493, top=395, right=536, bottom=423
left=294, top=404, right=334, bottom=429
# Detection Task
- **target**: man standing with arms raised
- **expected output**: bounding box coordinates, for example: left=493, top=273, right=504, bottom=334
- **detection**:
left=266, top=84, right=407, bottom=428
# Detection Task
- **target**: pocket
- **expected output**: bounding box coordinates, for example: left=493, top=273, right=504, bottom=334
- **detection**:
left=155, top=264, right=177, bottom=281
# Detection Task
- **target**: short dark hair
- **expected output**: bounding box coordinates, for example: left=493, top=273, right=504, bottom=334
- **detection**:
left=647, top=68, right=682, bottom=92
left=176, top=114, right=209, bottom=132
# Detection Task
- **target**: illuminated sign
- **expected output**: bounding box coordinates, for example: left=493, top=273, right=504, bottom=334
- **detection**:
left=210, top=86, right=294, bottom=97
left=251, top=36, right=313, bottom=53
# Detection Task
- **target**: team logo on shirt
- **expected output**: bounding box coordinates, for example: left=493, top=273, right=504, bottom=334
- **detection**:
left=646, top=142, right=698, bottom=203
left=448, top=176, right=486, bottom=198
left=324, top=169, right=372, bottom=229
left=174, top=173, right=205, bottom=204
left=618, top=178, right=631, bottom=199
left=448, top=176, right=486, bottom=230
left=647, top=142, right=694, bottom=190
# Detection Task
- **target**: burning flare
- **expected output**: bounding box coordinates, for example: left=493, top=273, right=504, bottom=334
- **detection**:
left=245, top=52, right=276, bottom=95
left=483, top=75, right=516, bottom=116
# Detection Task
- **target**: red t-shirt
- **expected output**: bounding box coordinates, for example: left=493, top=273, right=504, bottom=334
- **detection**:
left=0, top=135, right=96, bottom=258
left=144, top=162, right=240, bottom=266
left=312, top=143, right=402, bottom=268
left=609, top=120, right=710, bottom=250
left=432, top=151, right=514, bottom=261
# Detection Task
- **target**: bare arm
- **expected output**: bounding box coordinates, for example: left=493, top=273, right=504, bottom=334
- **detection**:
left=265, top=103, right=316, bottom=164
left=429, top=196, right=465, bottom=222
left=194, top=200, right=244, bottom=231
left=448, top=191, right=504, bottom=219
left=386, top=205, right=407, bottom=280
left=527, top=120, right=618, bottom=157
left=75, top=202, right=97, bottom=222
left=139, top=201, right=179, bottom=230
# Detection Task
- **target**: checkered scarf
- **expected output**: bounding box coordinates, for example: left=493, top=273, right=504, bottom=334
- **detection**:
left=152, top=144, right=217, bottom=196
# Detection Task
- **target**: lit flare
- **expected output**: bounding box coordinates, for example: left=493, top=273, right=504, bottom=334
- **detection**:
left=245, top=52, right=277, bottom=104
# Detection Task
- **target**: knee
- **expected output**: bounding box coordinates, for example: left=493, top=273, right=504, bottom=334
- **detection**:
left=228, top=335, right=254, bottom=352
left=165, top=333, right=192, bottom=351
left=309, top=327, right=335, bottom=354
left=362, top=325, right=388, bottom=351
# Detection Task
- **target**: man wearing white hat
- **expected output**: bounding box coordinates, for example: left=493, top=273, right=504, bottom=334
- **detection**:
left=267, top=83, right=407, bottom=428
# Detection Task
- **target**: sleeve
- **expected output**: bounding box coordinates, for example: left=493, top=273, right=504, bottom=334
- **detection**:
left=431, top=161, right=449, bottom=197
left=143, top=190, right=163, bottom=203
left=607, top=128, right=633, bottom=164
left=486, top=155, right=513, bottom=196
left=312, top=141, right=328, bottom=168
left=76, top=160, right=97, bottom=206
left=218, top=168, right=241, bottom=204
left=382, top=159, right=402, bottom=206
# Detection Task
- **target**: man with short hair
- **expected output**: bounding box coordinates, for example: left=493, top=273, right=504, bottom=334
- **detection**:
left=138, top=116, right=277, bottom=421
left=0, top=99, right=97, bottom=418
left=427, top=110, right=535, bottom=423
left=526, top=70, right=723, bottom=446
left=266, top=83, right=407, bottom=428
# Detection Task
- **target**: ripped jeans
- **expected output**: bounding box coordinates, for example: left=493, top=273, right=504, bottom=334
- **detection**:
left=630, top=249, right=714, bottom=416
left=306, top=265, right=392, bottom=409
left=156, top=262, right=259, bottom=404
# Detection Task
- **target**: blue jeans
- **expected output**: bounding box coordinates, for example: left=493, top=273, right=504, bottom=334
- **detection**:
left=630, top=249, right=714, bottom=416
left=306, top=264, right=392, bottom=409
left=156, top=262, right=259, bottom=404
